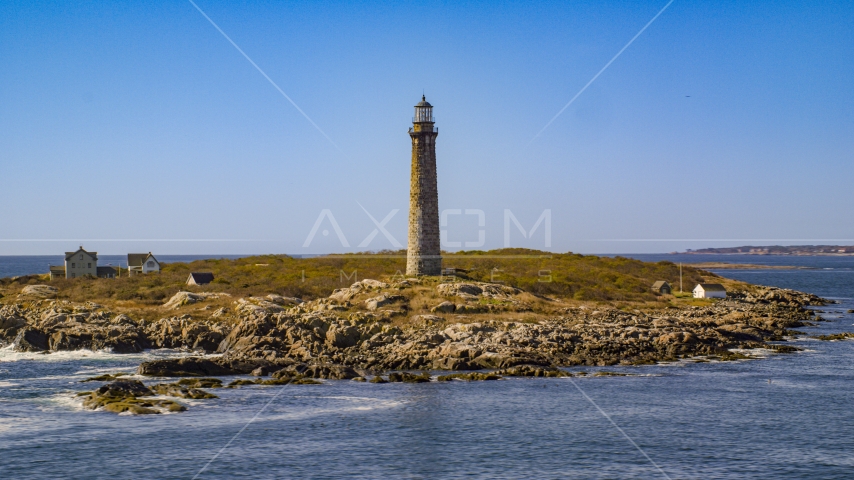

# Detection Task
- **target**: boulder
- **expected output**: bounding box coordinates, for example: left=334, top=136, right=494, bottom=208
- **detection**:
left=173, top=378, right=223, bottom=388
left=0, top=314, right=26, bottom=333
left=356, top=279, right=389, bottom=289
left=431, top=357, right=477, bottom=370
left=14, top=328, right=49, bottom=351
left=192, top=331, right=225, bottom=353
left=481, top=284, right=522, bottom=297
left=387, top=372, right=431, bottom=383
left=471, top=352, right=510, bottom=369
left=216, top=316, right=275, bottom=353
left=82, top=380, right=188, bottom=415
left=274, top=363, right=360, bottom=380
left=430, top=301, right=456, bottom=314
left=436, top=372, right=501, bottom=381
left=95, top=380, right=153, bottom=398
left=150, top=383, right=217, bottom=399
left=137, top=357, right=246, bottom=377
left=162, top=291, right=230, bottom=310
left=251, top=365, right=275, bottom=377
left=496, top=365, right=570, bottom=377
left=437, top=283, right=482, bottom=298
left=325, top=325, right=360, bottom=348
left=365, top=294, right=405, bottom=311
left=329, top=288, right=357, bottom=303
left=39, top=312, right=69, bottom=329
left=266, top=294, right=303, bottom=306
left=110, top=314, right=136, bottom=326
left=329, top=279, right=389, bottom=303
left=436, top=342, right=479, bottom=359
left=237, top=298, right=285, bottom=314
left=20, top=285, right=58, bottom=298
left=49, top=331, right=92, bottom=351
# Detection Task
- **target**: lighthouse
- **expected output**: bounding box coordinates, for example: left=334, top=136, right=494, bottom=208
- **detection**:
left=406, top=96, right=442, bottom=276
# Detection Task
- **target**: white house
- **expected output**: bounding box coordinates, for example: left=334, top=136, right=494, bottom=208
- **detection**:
left=128, top=252, right=161, bottom=275
left=693, top=283, right=727, bottom=299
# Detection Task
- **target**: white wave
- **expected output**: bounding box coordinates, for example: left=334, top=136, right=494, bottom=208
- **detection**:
left=729, top=348, right=769, bottom=358
left=74, top=366, right=137, bottom=375
left=41, top=392, right=88, bottom=412
left=0, top=345, right=207, bottom=364
left=293, top=395, right=398, bottom=402
left=261, top=401, right=404, bottom=422
left=0, top=345, right=117, bottom=363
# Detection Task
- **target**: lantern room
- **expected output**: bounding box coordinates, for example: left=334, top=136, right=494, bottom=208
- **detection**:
left=413, top=95, right=434, bottom=123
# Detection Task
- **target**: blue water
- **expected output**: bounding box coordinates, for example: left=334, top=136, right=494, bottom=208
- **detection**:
left=620, top=253, right=854, bottom=301
left=1, top=256, right=854, bottom=479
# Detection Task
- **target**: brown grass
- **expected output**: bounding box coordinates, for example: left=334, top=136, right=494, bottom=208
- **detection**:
left=0, top=249, right=734, bottom=321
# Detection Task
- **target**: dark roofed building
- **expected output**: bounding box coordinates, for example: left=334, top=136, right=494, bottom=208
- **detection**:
left=49, top=266, right=65, bottom=280
left=187, top=272, right=214, bottom=285
left=651, top=281, right=672, bottom=295
left=97, top=266, right=117, bottom=279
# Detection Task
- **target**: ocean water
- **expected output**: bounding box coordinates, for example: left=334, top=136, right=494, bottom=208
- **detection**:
left=1, top=256, right=853, bottom=479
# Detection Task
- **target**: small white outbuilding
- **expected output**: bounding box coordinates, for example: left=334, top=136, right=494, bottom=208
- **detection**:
left=693, top=283, right=727, bottom=299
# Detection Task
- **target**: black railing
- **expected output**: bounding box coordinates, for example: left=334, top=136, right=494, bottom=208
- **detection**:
left=408, top=126, right=438, bottom=133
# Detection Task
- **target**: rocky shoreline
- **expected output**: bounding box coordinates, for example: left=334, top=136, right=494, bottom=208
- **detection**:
left=1, top=278, right=837, bottom=413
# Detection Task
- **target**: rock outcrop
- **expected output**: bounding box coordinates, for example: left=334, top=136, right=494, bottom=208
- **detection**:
left=80, top=380, right=187, bottom=415
left=20, top=285, right=58, bottom=298
left=162, top=291, right=231, bottom=310
left=0, top=280, right=830, bottom=377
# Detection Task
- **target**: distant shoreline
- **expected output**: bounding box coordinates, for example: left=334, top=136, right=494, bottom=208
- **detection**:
left=691, top=262, right=815, bottom=270
left=683, top=252, right=854, bottom=257
left=679, top=245, right=853, bottom=256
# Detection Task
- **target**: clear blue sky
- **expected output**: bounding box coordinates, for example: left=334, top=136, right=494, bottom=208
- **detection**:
left=1, top=0, right=852, bottom=255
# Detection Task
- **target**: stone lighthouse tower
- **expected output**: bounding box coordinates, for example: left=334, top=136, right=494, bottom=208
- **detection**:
left=406, top=96, right=441, bottom=276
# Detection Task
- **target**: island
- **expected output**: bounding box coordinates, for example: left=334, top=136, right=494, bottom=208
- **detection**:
left=0, top=250, right=830, bottom=414
left=683, top=245, right=853, bottom=255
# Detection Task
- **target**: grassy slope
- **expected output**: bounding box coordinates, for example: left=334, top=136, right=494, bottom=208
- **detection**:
left=1, top=250, right=716, bottom=309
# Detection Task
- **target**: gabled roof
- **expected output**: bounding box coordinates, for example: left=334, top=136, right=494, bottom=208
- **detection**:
left=651, top=281, right=670, bottom=289
left=128, top=252, right=159, bottom=267
left=97, top=266, right=117, bottom=274
left=188, top=272, right=214, bottom=284
left=695, top=283, right=726, bottom=292
left=65, top=246, right=97, bottom=261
